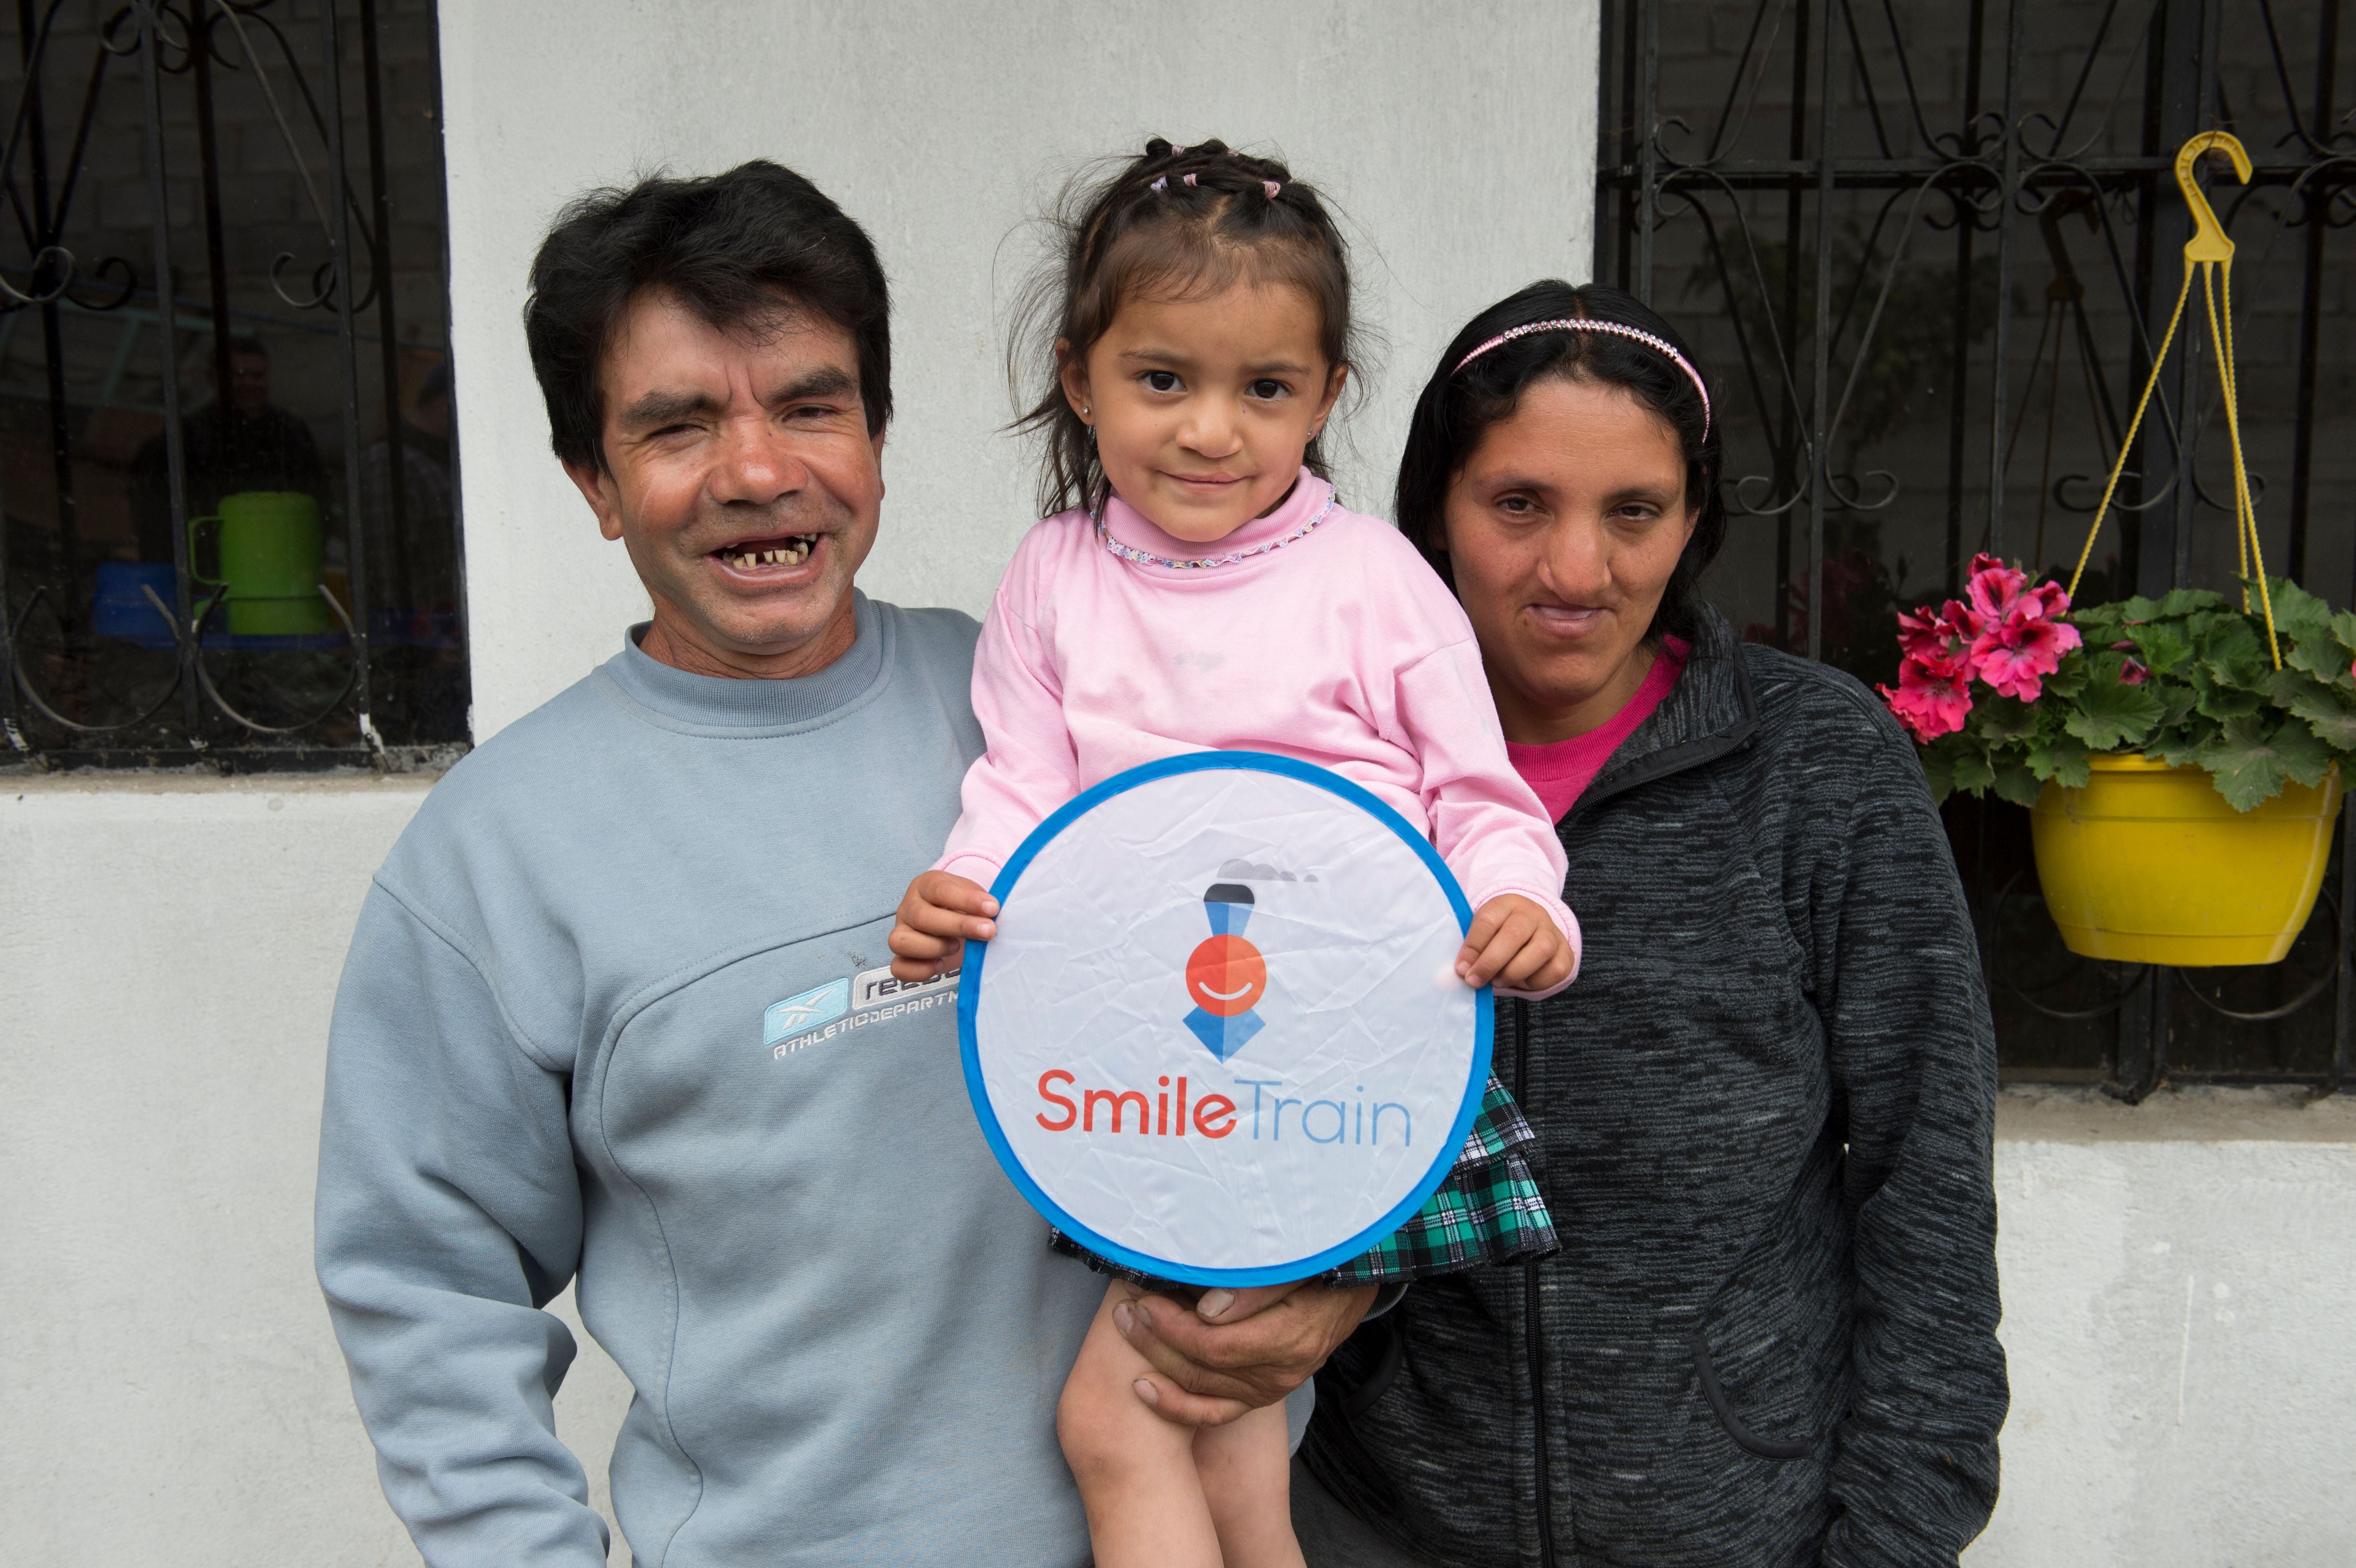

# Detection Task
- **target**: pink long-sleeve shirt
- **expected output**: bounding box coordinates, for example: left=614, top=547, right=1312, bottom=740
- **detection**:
left=938, top=472, right=1580, bottom=995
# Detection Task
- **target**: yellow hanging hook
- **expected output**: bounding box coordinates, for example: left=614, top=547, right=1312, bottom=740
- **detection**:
left=2067, top=129, right=2279, bottom=673
left=2174, top=130, right=2251, bottom=265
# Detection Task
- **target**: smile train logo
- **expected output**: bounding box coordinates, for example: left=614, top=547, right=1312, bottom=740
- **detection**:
left=1183, top=882, right=1268, bottom=1062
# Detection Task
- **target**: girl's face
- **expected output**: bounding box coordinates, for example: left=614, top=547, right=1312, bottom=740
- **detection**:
left=1061, top=279, right=1346, bottom=543
left=1442, top=376, right=1698, bottom=744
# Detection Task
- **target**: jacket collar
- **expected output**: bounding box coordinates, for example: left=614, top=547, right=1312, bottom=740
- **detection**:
left=1568, top=603, right=1760, bottom=823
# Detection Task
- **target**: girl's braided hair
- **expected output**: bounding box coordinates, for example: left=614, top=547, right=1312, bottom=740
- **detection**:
left=1010, top=138, right=1361, bottom=517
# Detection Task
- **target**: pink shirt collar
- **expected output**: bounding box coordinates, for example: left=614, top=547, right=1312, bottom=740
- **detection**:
left=1099, top=468, right=1334, bottom=569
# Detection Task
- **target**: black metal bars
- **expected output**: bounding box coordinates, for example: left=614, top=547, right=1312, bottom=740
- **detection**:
left=0, top=0, right=454, bottom=770
left=1600, top=0, right=2356, bottom=1090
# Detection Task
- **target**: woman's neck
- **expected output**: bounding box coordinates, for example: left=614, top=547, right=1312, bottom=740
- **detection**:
left=1492, top=640, right=1659, bottom=745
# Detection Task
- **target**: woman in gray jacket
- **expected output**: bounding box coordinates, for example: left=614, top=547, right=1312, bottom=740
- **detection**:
left=1295, top=281, right=2008, bottom=1566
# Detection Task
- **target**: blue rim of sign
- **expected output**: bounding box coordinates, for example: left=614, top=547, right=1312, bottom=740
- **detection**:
left=957, top=750, right=1495, bottom=1287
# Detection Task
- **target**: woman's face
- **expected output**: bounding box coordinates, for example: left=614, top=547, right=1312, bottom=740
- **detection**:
left=1442, top=376, right=1698, bottom=743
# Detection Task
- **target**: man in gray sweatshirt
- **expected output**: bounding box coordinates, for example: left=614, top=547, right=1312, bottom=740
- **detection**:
left=315, top=162, right=1369, bottom=1566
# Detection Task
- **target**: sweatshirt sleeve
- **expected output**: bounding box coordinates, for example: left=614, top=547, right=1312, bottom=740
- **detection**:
left=315, top=883, right=610, bottom=1567
left=935, top=578, right=1079, bottom=888
left=1393, top=638, right=1581, bottom=999
left=1813, top=711, right=2007, bottom=1566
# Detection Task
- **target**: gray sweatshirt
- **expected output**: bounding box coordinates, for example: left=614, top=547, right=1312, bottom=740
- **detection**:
left=316, top=595, right=1103, bottom=1566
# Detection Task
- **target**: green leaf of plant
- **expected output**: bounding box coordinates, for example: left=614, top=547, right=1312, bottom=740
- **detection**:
left=2197, top=614, right=2267, bottom=690
left=2154, top=684, right=2198, bottom=731
left=2151, top=714, right=2216, bottom=767
left=2284, top=632, right=2351, bottom=685
left=2152, top=587, right=2227, bottom=619
left=2042, top=655, right=2090, bottom=701
left=2262, top=666, right=2326, bottom=708
left=2128, top=623, right=2195, bottom=677
left=2193, top=715, right=2324, bottom=810
left=2064, top=675, right=2166, bottom=750
left=2275, top=720, right=2336, bottom=788
left=2300, top=707, right=2356, bottom=752
left=2027, top=731, right=2091, bottom=786
left=2191, top=662, right=2264, bottom=720
left=1951, top=748, right=1996, bottom=794
left=2330, top=609, right=2356, bottom=660
left=1918, top=744, right=1955, bottom=804
left=1991, top=763, right=2043, bottom=807
left=2258, top=576, right=2333, bottom=642
left=2070, top=603, right=2128, bottom=638
left=1973, top=693, right=2041, bottom=742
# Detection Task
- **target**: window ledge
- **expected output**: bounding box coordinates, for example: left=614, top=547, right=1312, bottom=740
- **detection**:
left=4, top=771, right=439, bottom=801
left=1998, top=1084, right=2356, bottom=1144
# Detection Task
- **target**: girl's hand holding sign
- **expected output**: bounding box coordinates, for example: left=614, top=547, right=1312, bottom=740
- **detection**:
left=887, top=870, right=995, bottom=983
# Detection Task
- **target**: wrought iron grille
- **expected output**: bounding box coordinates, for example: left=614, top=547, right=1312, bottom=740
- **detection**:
left=0, top=0, right=460, bottom=772
left=1597, top=0, right=2355, bottom=1094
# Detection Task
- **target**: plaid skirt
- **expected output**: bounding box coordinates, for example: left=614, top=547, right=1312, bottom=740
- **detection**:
left=1049, top=1073, right=1557, bottom=1290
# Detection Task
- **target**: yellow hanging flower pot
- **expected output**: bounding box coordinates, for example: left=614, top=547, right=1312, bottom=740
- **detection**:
left=1879, top=132, right=2356, bottom=967
left=2031, top=756, right=2343, bottom=965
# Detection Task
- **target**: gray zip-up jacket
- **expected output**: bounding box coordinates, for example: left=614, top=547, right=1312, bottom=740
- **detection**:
left=1302, top=606, right=2007, bottom=1566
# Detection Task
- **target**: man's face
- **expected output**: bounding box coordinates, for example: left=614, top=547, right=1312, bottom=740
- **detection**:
left=564, top=288, right=883, bottom=678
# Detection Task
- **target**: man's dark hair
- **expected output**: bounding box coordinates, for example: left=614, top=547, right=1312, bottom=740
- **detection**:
left=523, top=159, right=891, bottom=472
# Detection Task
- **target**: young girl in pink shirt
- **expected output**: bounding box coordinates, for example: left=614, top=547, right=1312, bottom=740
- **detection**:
left=889, top=139, right=1575, bottom=1568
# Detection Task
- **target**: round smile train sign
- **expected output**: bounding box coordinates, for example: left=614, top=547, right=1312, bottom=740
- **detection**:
left=959, top=751, right=1493, bottom=1287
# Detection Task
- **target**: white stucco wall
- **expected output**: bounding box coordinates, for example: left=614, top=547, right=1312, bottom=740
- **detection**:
left=437, top=0, right=1602, bottom=739
left=1969, top=1091, right=2356, bottom=1567
left=4, top=2, right=2353, bottom=1565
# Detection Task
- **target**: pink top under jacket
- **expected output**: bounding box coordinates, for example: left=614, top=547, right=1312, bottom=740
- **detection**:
left=1507, top=636, right=1690, bottom=824
left=937, top=472, right=1580, bottom=996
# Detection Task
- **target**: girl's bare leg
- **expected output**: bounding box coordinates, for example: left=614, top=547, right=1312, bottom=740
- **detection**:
left=1057, top=1284, right=1220, bottom=1568
left=1194, top=1398, right=1308, bottom=1568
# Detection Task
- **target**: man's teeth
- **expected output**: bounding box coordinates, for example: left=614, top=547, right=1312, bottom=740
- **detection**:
left=723, top=537, right=816, bottom=570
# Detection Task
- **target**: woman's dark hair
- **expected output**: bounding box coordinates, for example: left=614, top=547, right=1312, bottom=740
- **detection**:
left=1011, top=138, right=1360, bottom=517
left=524, top=159, right=890, bottom=472
left=1395, top=281, right=1727, bottom=646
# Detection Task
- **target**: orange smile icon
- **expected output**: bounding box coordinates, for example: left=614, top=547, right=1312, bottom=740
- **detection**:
left=1184, top=882, right=1266, bottom=1060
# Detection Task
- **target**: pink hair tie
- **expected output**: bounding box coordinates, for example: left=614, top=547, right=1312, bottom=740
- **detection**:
left=1182, top=172, right=1198, bottom=187
left=1263, top=180, right=1282, bottom=199
left=1452, top=318, right=1712, bottom=441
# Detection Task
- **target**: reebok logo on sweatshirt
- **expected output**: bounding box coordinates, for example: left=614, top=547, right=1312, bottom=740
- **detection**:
left=767, top=964, right=959, bottom=1058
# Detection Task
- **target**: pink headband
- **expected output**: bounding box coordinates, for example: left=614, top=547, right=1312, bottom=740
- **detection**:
left=1453, top=318, right=1712, bottom=440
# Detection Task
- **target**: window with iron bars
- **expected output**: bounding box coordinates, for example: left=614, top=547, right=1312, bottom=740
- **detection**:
left=1597, top=0, right=2355, bottom=1094
left=0, top=0, right=459, bottom=773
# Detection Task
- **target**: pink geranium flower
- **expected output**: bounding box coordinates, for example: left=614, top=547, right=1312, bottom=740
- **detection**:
left=1962, top=556, right=2080, bottom=702
left=2120, top=657, right=2150, bottom=686
left=1963, top=553, right=2027, bottom=624
left=1879, top=658, right=1973, bottom=742
left=1881, top=555, right=2083, bottom=739
left=1897, top=603, right=1975, bottom=666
